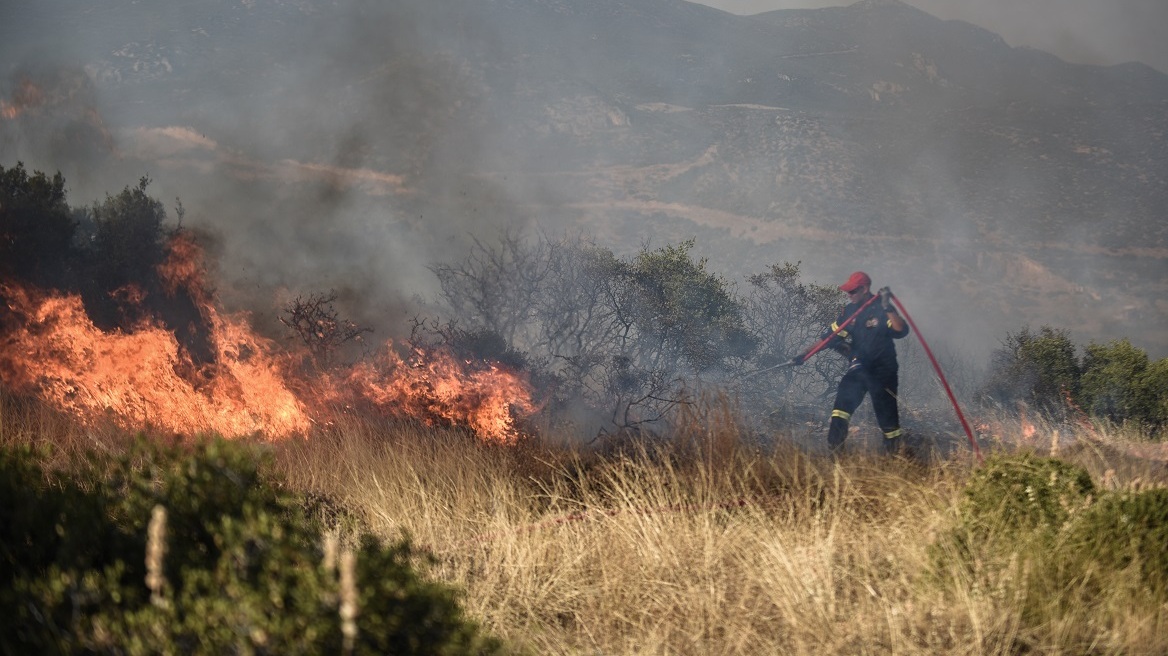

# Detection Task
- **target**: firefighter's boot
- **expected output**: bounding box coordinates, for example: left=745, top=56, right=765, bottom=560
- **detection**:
left=827, top=412, right=849, bottom=454
left=883, top=436, right=902, bottom=456
left=882, top=428, right=903, bottom=457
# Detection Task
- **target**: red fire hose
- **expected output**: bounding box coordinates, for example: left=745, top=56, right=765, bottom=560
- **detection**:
left=741, top=295, right=878, bottom=378
left=795, top=293, right=879, bottom=363
left=891, top=294, right=984, bottom=464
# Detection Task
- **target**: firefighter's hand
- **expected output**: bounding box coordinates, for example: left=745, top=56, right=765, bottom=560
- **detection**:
left=878, top=286, right=895, bottom=310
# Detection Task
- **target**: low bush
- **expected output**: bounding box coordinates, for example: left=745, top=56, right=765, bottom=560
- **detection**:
left=0, top=437, right=504, bottom=655
left=955, top=452, right=1095, bottom=547
left=934, top=452, right=1168, bottom=646
left=931, top=454, right=1098, bottom=624
left=1061, top=487, right=1168, bottom=599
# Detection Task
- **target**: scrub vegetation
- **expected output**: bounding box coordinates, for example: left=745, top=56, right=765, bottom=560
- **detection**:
left=3, top=393, right=1168, bottom=655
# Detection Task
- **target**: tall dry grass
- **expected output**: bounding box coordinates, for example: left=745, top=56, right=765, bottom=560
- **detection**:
left=6, top=386, right=1167, bottom=654
left=272, top=401, right=1161, bottom=655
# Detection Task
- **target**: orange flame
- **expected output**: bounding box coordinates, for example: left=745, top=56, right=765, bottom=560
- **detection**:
left=0, top=284, right=310, bottom=436
left=0, top=234, right=538, bottom=443
left=0, top=78, right=47, bottom=120
left=344, top=345, right=538, bottom=445
left=158, top=230, right=211, bottom=302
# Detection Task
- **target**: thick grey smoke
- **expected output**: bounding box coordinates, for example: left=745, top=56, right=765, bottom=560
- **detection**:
left=2, top=0, right=1165, bottom=372
left=0, top=1, right=540, bottom=338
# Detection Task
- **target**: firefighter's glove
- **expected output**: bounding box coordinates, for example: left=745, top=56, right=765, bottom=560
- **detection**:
left=788, top=356, right=805, bottom=367
left=878, top=286, right=895, bottom=311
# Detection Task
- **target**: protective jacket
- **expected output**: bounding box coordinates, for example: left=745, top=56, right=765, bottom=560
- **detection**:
left=823, top=294, right=909, bottom=369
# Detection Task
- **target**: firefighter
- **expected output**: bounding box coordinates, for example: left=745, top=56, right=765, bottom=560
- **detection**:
left=797, top=271, right=910, bottom=455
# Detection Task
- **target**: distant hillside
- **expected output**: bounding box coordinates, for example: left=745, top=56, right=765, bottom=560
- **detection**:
left=2, top=0, right=1166, bottom=355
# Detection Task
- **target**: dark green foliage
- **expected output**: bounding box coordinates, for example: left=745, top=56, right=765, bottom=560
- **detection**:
left=625, top=239, right=756, bottom=372
left=0, top=438, right=505, bottom=655
left=80, top=176, right=177, bottom=334
left=933, top=455, right=1168, bottom=636
left=1145, top=358, right=1168, bottom=430
left=0, top=162, right=76, bottom=286
left=1063, top=487, right=1168, bottom=597
left=931, top=454, right=1092, bottom=614
left=980, top=325, right=1080, bottom=415
left=1079, top=339, right=1164, bottom=430
left=90, top=176, right=169, bottom=290
left=0, top=446, right=138, bottom=592
left=980, top=327, right=1168, bottom=434
left=351, top=534, right=499, bottom=655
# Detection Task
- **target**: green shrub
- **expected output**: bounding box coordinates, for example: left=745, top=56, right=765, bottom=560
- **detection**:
left=0, top=445, right=139, bottom=599
left=1145, top=358, right=1168, bottom=431
left=933, top=453, right=1095, bottom=587
left=1079, top=339, right=1153, bottom=426
left=930, top=454, right=1099, bottom=628
left=979, top=325, right=1080, bottom=416
left=0, top=162, right=76, bottom=287
left=89, top=176, right=169, bottom=291
left=981, top=326, right=1168, bottom=434
left=1062, top=487, right=1168, bottom=599
left=0, top=437, right=505, bottom=655
left=957, top=453, right=1095, bottom=544
left=934, top=455, right=1168, bottom=636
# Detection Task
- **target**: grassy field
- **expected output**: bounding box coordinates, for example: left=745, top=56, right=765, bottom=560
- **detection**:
left=5, top=393, right=1168, bottom=655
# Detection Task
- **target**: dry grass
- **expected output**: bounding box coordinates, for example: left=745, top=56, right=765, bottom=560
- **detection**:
left=267, top=402, right=1168, bottom=655
left=6, top=389, right=1167, bottom=654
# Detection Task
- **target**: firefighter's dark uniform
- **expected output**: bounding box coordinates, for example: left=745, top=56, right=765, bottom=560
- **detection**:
left=822, top=296, right=910, bottom=452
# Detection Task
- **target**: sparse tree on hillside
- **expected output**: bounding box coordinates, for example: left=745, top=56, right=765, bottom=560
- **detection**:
left=622, top=239, right=755, bottom=374
left=431, top=232, right=757, bottom=432
left=429, top=228, right=556, bottom=349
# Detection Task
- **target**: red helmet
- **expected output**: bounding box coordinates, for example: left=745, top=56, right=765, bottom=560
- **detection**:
left=839, top=271, right=871, bottom=293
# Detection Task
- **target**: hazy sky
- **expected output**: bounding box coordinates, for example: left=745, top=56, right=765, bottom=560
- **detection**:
left=692, top=0, right=1168, bottom=74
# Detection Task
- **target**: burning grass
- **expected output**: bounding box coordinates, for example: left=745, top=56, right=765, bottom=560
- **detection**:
left=0, top=232, right=539, bottom=445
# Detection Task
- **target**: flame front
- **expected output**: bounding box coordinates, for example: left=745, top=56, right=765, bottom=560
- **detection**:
left=0, top=235, right=538, bottom=443
left=345, top=345, right=538, bottom=445
left=0, top=284, right=311, bottom=437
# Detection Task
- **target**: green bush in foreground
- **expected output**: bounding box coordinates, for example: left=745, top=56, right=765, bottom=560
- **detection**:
left=956, top=453, right=1096, bottom=547
left=934, top=453, right=1168, bottom=641
left=1062, top=487, right=1168, bottom=599
left=0, top=437, right=504, bottom=655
